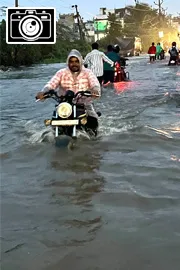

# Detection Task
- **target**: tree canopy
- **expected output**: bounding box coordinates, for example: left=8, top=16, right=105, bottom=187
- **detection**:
left=99, top=2, right=179, bottom=51
left=0, top=19, right=91, bottom=67
left=1, top=2, right=180, bottom=67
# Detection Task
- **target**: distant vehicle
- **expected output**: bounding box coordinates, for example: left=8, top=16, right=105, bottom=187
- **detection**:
left=114, top=36, right=142, bottom=57
left=114, top=59, right=129, bottom=82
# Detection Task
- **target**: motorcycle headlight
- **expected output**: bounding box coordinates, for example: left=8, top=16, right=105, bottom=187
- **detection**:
left=57, top=102, right=72, bottom=118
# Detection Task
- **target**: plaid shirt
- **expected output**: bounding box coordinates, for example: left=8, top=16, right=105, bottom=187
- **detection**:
left=43, top=67, right=101, bottom=98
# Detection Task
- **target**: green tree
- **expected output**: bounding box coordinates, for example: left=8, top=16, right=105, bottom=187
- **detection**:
left=107, top=13, right=122, bottom=38
left=0, top=19, right=42, bottom=67
left=0, top=17, right=92, bottom=67
left=98, top=13, right=123, bottom=48
left=123, top=3, right=159, bottom=38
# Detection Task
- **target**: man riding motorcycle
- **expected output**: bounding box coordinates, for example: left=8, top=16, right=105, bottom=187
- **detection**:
left=36, top=49, right=101, bottom=134
left=113, top=44, right=128, bottom=81
left=113, top=44, right=127, bottom=66
left=168, top=42, right=179, bottom=65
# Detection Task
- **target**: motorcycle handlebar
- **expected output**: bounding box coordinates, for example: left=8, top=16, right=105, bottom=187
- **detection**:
left=43, top=89, right=58, bottom=98
left=76, top=90, right=100, bottom=98
left=35, top=89, right=58, bottom=102
left=43, top=90, right=99, bottom=99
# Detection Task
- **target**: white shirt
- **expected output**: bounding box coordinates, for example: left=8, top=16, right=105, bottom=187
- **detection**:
left=84, top=49, right=114, bottom=77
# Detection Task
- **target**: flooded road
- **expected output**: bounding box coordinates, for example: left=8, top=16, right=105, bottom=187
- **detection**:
left=1, top=56, right=180, bottom=270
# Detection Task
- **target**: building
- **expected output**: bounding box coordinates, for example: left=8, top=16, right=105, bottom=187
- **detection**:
left=57, top=13, right=80, bottom=40
left=58, top=13, right=75, bottom=29
left=93, top=7, right=130, bottom=41
left=58, top=13, right=96, bottom=42
left=56, top=6, right=133, bottom=43
left=84, top=20, right=95, bottom=42
left=94, top=14, right=109, bottom=41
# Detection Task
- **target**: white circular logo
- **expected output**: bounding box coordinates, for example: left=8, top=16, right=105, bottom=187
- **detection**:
left=19, top=15, right=43, bottom=41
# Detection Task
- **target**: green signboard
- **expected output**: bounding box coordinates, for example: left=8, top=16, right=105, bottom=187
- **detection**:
left=94, top=20, right=108, bottom=32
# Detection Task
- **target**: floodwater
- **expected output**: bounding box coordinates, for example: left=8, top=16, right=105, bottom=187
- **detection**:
left=1, top=56, right=180, bottom=270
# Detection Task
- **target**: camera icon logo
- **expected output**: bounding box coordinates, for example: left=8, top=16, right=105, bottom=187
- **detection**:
left=6, top=7, right=56, bottom=44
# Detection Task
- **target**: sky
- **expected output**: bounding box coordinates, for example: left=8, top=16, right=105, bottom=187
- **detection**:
left=1, top=0, right=180, bottom=21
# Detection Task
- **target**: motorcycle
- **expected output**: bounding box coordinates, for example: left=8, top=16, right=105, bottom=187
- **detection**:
left=168, top=56, right=178, bottom=66
left=36, top=89, right=101, bottom=147
left=114, top=59, right=129, bottom=82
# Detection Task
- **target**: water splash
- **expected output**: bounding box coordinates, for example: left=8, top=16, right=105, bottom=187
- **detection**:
left=171, top=155, right=180, bottom=162
left=24, top=120, right=54, bottom=144
left=145, top=122, right=180, bottom=139
left=114, top=81, right=141, bottom=93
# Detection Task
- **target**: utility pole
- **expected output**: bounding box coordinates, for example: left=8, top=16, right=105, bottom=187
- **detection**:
left=15, top=0, right=18, bottom=7
left=80, top=17, right=87, bottom=41
left=72, top=5, right=83, bottom=41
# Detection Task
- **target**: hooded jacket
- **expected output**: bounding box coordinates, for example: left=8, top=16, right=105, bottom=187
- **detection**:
left=66, top=49, right=84, bottom=69
left=42, top=49, right=101, bottom=95
left=41, top=49, right=101, bottom=118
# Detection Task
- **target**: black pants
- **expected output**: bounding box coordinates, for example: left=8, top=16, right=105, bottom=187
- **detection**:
left=103, top=70, right=114, bottom=84
left=97, top=76, right=103, bottom=85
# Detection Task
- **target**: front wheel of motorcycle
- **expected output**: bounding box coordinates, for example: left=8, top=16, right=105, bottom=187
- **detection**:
left=55, top=135, right=72, bottom=148
left=67, top=137, right=77, bottom=150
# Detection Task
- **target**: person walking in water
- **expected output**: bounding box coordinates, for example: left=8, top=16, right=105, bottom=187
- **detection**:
left=156, top=42, right=163, bottom=60
left=84, top=42, right=114, bottom=85
left=148, top=42, right=156, bottom=62
left=103, top=44, right=121, bottom=85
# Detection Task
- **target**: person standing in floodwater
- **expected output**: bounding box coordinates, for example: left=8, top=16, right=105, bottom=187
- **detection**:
left=103, top=45, right=121, bottom=85
left=156, top=42, right=163, bottom=60
left=148, top=42, right=156, bottom=62
left=84, top=42, right=114, bottom=86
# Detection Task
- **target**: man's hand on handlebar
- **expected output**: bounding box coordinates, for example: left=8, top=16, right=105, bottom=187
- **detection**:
left=36, top=92, right=45, bottom=101
left=35, top=89, right=99, bottom=102
left=35, top=90, right=56, bottom=101
left=81, top=90, right=99, bottom=98
left=91, top=92, right=100, bottom=98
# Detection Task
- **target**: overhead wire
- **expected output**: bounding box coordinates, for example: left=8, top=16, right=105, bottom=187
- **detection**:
left=20, top=0, right=73, bottom=20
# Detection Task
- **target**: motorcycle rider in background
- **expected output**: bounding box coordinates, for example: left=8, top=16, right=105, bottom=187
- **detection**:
left=168, top=42, right=179, bottom=65
left=103, top=44, right=121, bottom=85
